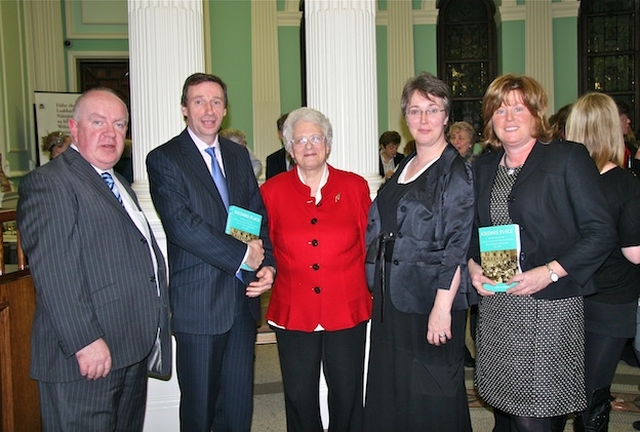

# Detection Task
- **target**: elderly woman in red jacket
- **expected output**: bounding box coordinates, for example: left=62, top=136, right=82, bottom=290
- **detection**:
left=260, top=107, right=372, bottom=432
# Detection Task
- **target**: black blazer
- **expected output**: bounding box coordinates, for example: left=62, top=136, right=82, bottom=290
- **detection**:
left=366, top=144, right=475, bottom=314
left=266, top=147, right=288, bottom=180
left=147, top=129, right=275, bottom=335
left=378, top=153, right=405, bottom=177
left=468, top=140, right=617, bottom=300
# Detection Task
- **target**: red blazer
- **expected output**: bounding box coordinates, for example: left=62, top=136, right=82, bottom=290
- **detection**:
left=260, top=164, right=372, bottom=331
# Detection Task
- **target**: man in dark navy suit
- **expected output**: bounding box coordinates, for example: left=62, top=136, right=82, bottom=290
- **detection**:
left=147, top=73, right=275, bottom=432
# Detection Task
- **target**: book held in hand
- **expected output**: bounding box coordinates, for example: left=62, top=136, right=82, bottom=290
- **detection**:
left=225, top=205, right=262, bottom=271
left=478, top=224, right=522, bottom=292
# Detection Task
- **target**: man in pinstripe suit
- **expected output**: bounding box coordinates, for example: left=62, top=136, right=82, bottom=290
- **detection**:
left=17, top=88, right=171, bottom=431
left=147, top=73, right=275, bottom=432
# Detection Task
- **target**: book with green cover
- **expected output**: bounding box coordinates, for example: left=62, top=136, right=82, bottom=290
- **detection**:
left=478, top=224, right=521, bottom=292
left=225, top=205, right=262, bottom=271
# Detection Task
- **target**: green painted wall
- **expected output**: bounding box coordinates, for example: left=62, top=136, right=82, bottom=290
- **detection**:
left=278, top=26, right=303, bottom=115
left=414, top=24, right=437, bottom=76
left=376, top=25, right=389, bottom=135
left=499, top=20, right=526, bottom=75
left=208, top=1, right=254, bottom=145
left=553, top=16, right=579, bottom=110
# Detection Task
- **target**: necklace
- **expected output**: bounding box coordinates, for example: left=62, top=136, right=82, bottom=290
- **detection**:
left=502, top=153, right=522, bottom=175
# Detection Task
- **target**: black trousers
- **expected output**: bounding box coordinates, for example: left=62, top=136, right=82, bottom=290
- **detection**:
left=274, top=321, right=367, bottom=432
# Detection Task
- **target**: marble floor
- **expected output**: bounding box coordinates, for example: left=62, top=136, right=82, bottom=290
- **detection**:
left=251, top=338, right=640, bottom=432
left=253, top=294, right=640, bottom=431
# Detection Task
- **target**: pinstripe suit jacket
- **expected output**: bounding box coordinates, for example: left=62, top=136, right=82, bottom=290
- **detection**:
left=146, top=129, right=275, bottom=335
left=17, top=148, right=171, bottom=382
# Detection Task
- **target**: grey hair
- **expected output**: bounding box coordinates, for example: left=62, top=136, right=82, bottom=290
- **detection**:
left=282, top=107, right=333, bottom=153
left=219, top=128, right=247, bottom=146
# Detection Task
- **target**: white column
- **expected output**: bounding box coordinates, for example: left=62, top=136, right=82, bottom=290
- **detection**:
left=251, top=1, right=282, bottom=169
left=127, top=1, right=205, bottom=430
left=525, top=1, right=555, bottom=114
left=24, top=0, right=66, bottom=92
left=386, top=0, right=414, bottom=143
left=306, top=0, right=382, bottom=195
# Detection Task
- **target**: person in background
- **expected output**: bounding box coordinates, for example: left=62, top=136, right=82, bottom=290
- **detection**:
left=219, top=128, right=263, bottom=179
left=266, top=113, right=293, bottom=179
left=403, top=139, right=416, bottom=156
left=448, top=121, right=479, bottom=162
left=260, top=107, right=372, bottom=432
left=41, top=131, right=72, bottom=160
left=467, top=74, right=616, bottom=431
left=549, top=104, right=572, bottom=141
left=378, top=130, right=404, bottom=180
left=18, top=88, right=171, bottom=431
left=447, top=120, right=481, bottom=367
left=616, top=100, right=637, bottom=168
left=146, top=73, right=275, bottom=432
left=363, top=72, right=475, bottom=431
left=114, top=138, right=133, bottom=183
left=565, top=92, right=640, bottom=432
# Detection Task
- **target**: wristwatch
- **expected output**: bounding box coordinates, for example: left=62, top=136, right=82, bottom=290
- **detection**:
left=545, top=263, right=559, bottom=283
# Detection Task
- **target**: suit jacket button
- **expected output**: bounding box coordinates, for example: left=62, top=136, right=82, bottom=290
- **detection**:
left=314, top=286, right=321, bottom=293
left=311, top=218, right=318, bottom=224
left=149, top=276, right=156, bottom=283
left=310, top=239, right=319, bottom=246
left=393, top=260, right=399, bottom=265
left=312, top=263, right=320, bottom=270
left=140, top=238, right=147, bottom=244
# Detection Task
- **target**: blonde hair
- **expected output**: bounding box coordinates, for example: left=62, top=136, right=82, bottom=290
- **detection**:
left=565, top=92, right=624, bottom=170
left=482, top=74, right=552, bottom=147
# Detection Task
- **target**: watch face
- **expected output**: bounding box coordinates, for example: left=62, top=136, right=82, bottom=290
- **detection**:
left=551, top=272, right=559, bottom=282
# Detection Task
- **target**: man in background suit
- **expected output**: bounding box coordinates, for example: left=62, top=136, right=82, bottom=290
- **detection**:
left=265, top=112, right=292, bottom=179
left=147, top=73, right=276, bottom=432
left=18, top=88, right=171, bottom=431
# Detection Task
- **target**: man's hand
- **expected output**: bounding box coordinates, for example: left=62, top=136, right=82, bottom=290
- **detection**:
left=246, top=265, right=275, bottom=298
left=244, top=239, right=265, bottom=270
left=75, top=338, right=112, bottom=380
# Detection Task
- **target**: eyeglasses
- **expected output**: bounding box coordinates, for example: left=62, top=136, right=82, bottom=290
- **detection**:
left=406, top=108, right=445, bottom=118
left=290, top=135, right=326, bottom=147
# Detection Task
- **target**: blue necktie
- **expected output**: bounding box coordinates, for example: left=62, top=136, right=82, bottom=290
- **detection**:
left=101, top=172, right=123, bottom=204
left=205, top=147, right=245, bottom=282
left=205, top=147, right=230, bottom=210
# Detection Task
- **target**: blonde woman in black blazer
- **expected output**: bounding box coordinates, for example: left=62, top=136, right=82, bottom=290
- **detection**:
left=467, top=75, right=616, bottom=431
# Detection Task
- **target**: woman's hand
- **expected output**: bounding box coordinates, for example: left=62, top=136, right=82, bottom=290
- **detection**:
left=505, top=265, right=553, bottom=296
left=426, top=306, right=452, bottom=346
left=468, top=258, right=496, bottom=297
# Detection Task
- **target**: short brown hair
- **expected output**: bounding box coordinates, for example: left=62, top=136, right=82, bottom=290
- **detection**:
left=180, top=73, right=228, bottom=107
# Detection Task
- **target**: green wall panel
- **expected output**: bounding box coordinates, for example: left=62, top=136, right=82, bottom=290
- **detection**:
left=499, top=20, right=525, bottom=75
left=278, top=26, right=302, bottom=115
left=553, top=16, right=578, bottom=110
left=67, top=39, right=128, bottom=51
left=208, top=0, right=254, bottom=144
left=376, top=25, right=388, bottom=134
left=413, top=24, right=437, bottom=76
